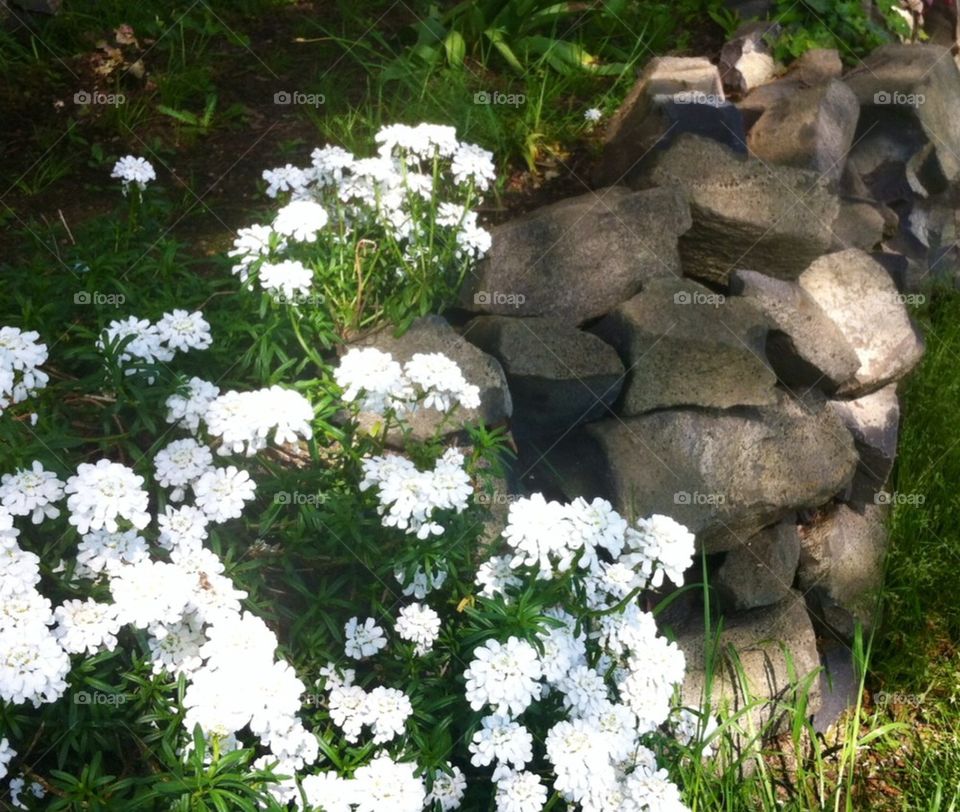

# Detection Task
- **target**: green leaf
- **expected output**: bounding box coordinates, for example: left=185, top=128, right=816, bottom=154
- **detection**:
left=444, top=30, right=466, bottom=66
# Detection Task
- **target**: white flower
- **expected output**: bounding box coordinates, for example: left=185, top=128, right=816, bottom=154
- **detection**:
left=395, top=602, right=441, bottom=655
left=156, top=310, right=212, bottom=353
left=0, top=327, right=49, bottom=415
left=334, top=348, right=409, bottom=414
left=192, top=466, right=256, bottom=523
left=310, top=145, right=356, bottom=187
left=65, top=460, right=150, bottom=535
left=0, top=538, right=39, bottom=598
left=156, top=504, right=209, bottom=552
left=199, top=611, right=277, bottom=667
left=228, top=224, right=281, bottom=282
left=376, top=123, right=459, bottom=161
left=273, top=199, right=328, bottom=242
left=111, top=155, right=156, bottom=192
left=344, top=616, right=387, bottom=659
left=0, top=591, right=52, bottom=632
left=259, top=259, right=313, bottom=301
left=469, top=714, right=533, bottom=770
left=559, top=665, right=609, bottom=718
left=463, top=636, right=542, bottom=717
left=302, top=771, right=356, bottom=812
left=352, top=754, right=426, bottom=812
left=147, top=616, right=206, bottom=676
left=671, top=707, right=719, bottom=758
left=75, top=528, right=149, bottom=577
left=621, top=768, right=689, bottom=812
left=109, top=559, right=195, bottom=629
left=165, top=377, right=220, bottom=434
left=584, top=107, right=603, bottom=123
left=153, top=438, right=214, bottom=501
left=0, top=738, right=15, bottom=780
left=365, top=685, right=413, bottom=744
left=426, top=764, right=467, bottom=811
left=622, top=514, right=695, bottom=589
left=97, top=317, right=173, bottom=380
left=328, top=684, right=368, bottom=742
left=545, top=718, right=616, bottom=805
left=262, top=164, right=308, bottom=198
left=494, top=770, right=547, bottom=812
left=0, top=623, right=70, bottom=706
left=53, top=598, right=122, bottom=655
left=536, top=609, right=586, bottom=686
left=204, top=387, right=313, bottom=456
left=396, top=564, right=447, bottom=599
left=403, top=352, right=480, bottom=411
left=502, top=493, right=577, bottom=577
left=450, top=142, right=496, bottom=190
left=618, top=635, right=686, bottom=733
left=476, top=555, right=522, bottom=600
left=0, top=461, right=63, bottom=524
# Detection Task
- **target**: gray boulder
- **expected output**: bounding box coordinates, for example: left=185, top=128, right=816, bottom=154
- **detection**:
left=831, top=200, right=887, bottom=251
left=592, top=276, right=777, bottom=414
left=462, top=316, right=624, bottom=432
left=829, top=384, right=900, bottom=502
left=729, top=269, right=861, bottom=391
left=459, top=185, right=691, bottom=325
left=677, top=594, right=821, bottom=740
left=714, top=522, right=801, bottom=611
left=350, top=315, right=511, bottom=443
left=645, top=135, right=840, bottom=285
left=544, top=391, right=857, bottom=553
left=719, top=21, right=780, bottom=95
left=788, top=48, right=843, bottom=85
left=747, top=79, right=860, bottom=184
left=844, top=43, right=960, bottom=184
left=797, top=503, right=889, bottom=640
left=798, top=249, right=925, bottom=396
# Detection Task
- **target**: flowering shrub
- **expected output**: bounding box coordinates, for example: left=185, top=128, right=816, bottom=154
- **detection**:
left=0, top=127, right=714, bottom=811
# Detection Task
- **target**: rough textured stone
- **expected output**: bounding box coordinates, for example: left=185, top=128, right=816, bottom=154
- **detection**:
left=845, top=108, right=929, bottom=204
left=644, top=135, right=840, bottom=285
left=789, top=48, right=843, bottom=85
left=544, top=391, right=858, bottom=553
left=747, top=79, right=860, bottom=184
left=720, top=21, right=781, bottom=95
left=715, top=522, right=801, bottom=611
left=597, top=54, right=743, bottom=185
left=591, top=276, right=777, bottom=414
left=798, top=249, right=925, bottom=396
left=831, top=200, right=887, bottom=251
left=729, top=269, right=861, bottom=391
left=462, top=316, right=624, bottom=432
left=844, top=43, right=960, bottom=183
left=459, top=186, right=691, bottom=324
left=677, top=594, right=821, bottom=739
left=351, top=315, right=511, bottom=442
left=814, top=639, right=860, bottom=734
left=797, top=503, right=889, bottom=640
left=829, top=384, right=900, bottom=502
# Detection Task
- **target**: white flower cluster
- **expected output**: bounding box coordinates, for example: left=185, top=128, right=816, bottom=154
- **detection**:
left=461, top=496, right=698, bottom=811
left=96, top=311, right=211, bottom=381
left=111, top=155, right=156, bottom=193
left=334, top=347, right=480, bottom=416
left=0, top=326, right=49, bottom=418
left=228, top=122, right=494, bottom=293
left=203, top=386, right=314, bottom=456
left=360, top=448, right=472, bottom=538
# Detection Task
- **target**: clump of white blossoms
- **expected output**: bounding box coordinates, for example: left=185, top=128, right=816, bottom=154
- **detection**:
left=165, top=376, right=220, bottom=434
left=111, top=155, right=156, bottom=193
left=0, top=326, right=49, bottom=416
left=344, top=616, right=387, bottom=660
left=97, top=310, right=211, bottom=380
left=584, top=107, right=603, bottom=123
left=360, top=447, right=471, bottom=539
left=334, top=347, right=480, bottom=416
left=65, top=460, right=150, bottom=534
left=202, top=385, right=313, bottom=456
left=0, top=461, right=63, bottom=524
left=464, top=636, right=543, bottom=717
left=191, top=465, right=256, bottom=523
left=395, top=602, right=441, bottom=655
left=153, top=439, right=214, bottom=502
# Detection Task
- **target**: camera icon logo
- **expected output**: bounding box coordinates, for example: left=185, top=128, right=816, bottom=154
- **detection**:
left=74, top=90, right=91, bottom=105
left=874, top=91, right=891, bottom=105
left=274, top=91, right=292, bottom=105
left=673, top=291, right=692, bottom=305
left=474, top=91, right=491, bottom=105
left=474, top=290, right=492, bottom=305
left=74, top=291, right=91, bottom=305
